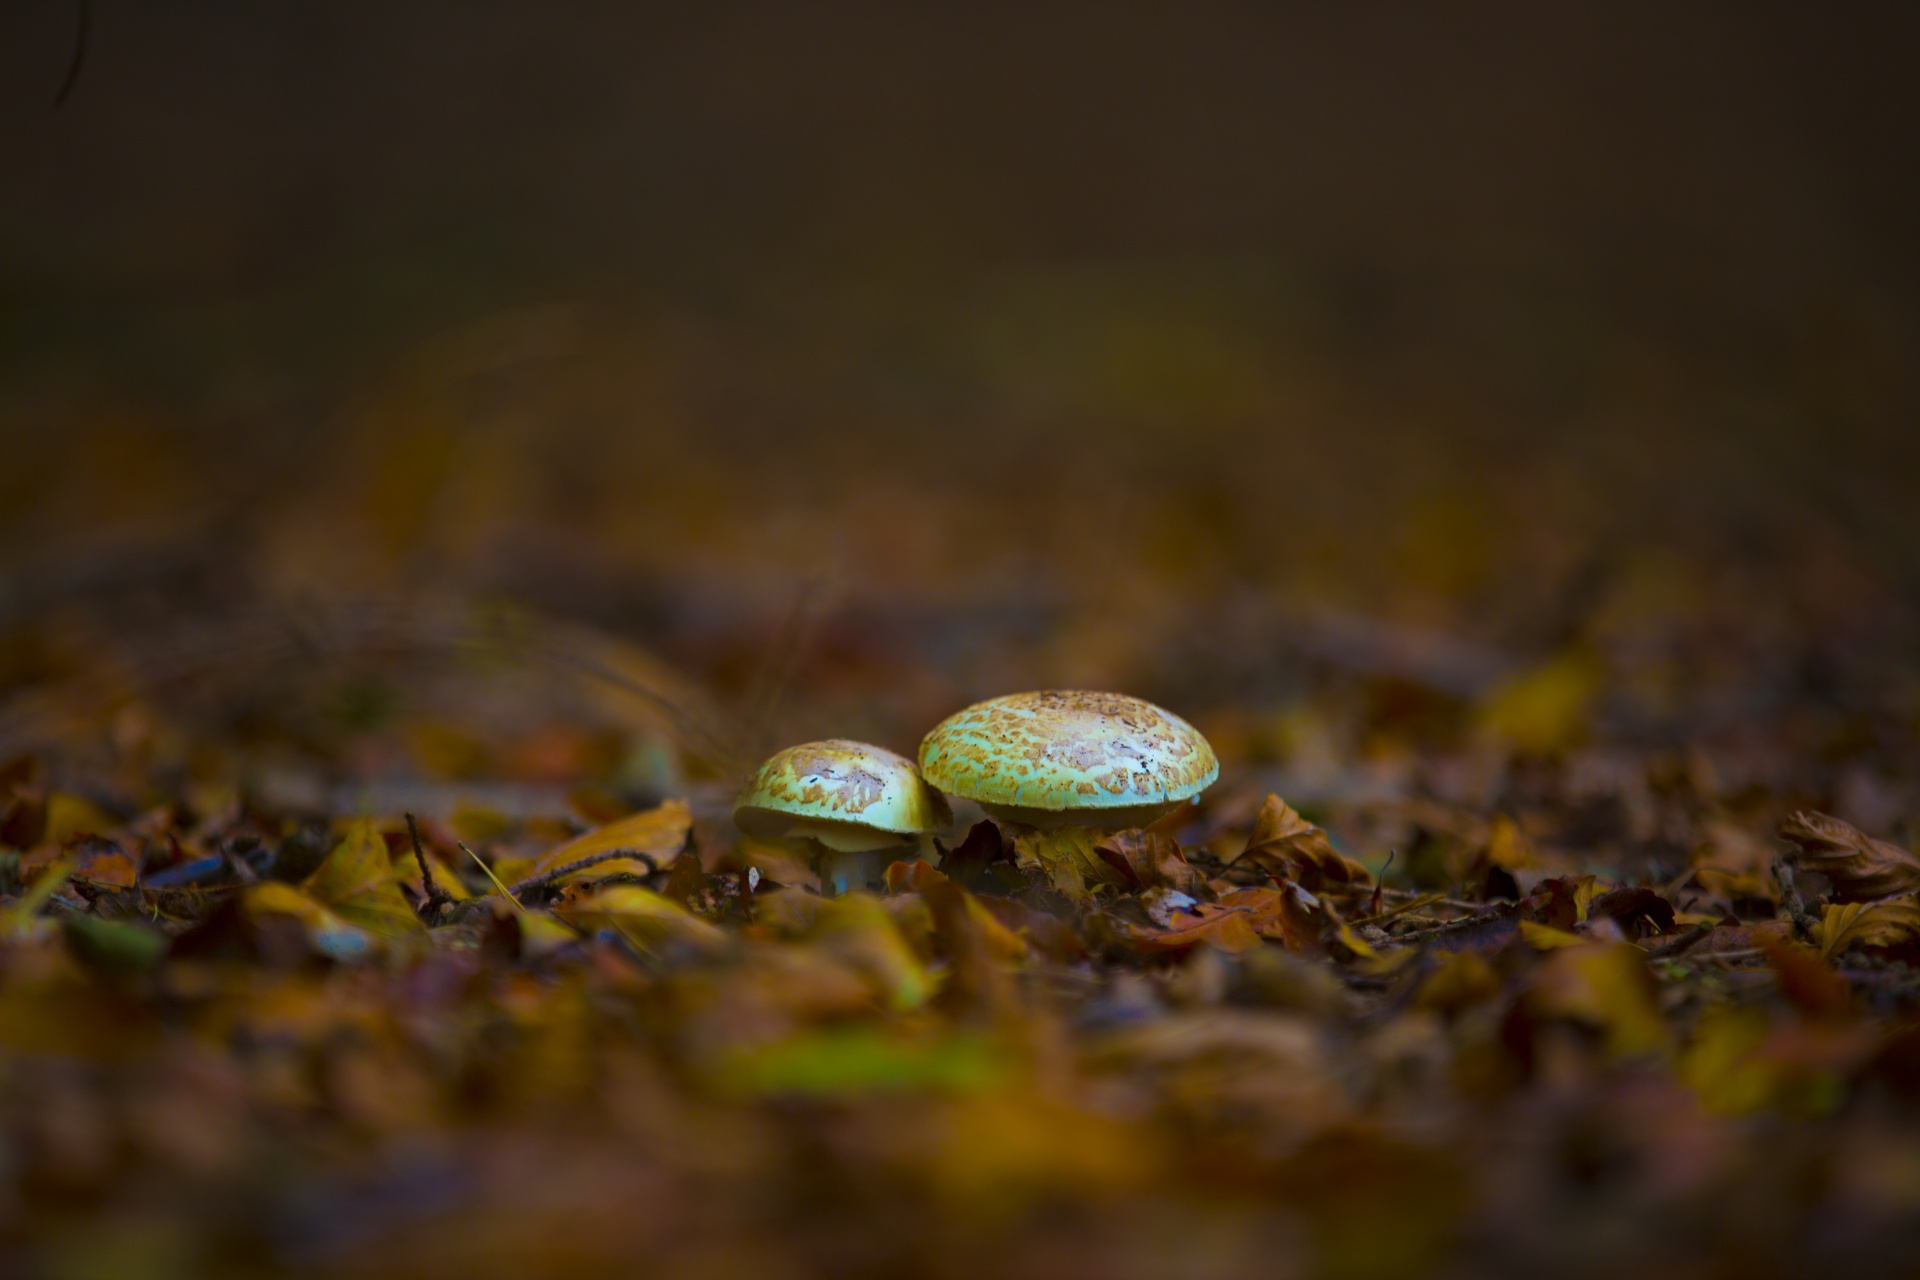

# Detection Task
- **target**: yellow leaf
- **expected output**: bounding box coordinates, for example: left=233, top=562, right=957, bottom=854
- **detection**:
left=1519, top=921, right=1586, bottom=950
left=1417, top=949, right=1502, bottom=1015
left=246, top=883, right=378, bottom=960
left=555, top=884, right=726, bottom=955
left=1528, top=942, right=1666, bottom=1057
left=304, top=820, right=421, bottom=938
left=1678, top=1006, right=1776, bottom=1115
left=515, top=909, right=585, bottom=959
left=1477, top=651, right=1600, bottom=754
left=1816, top=898, right=1920, bottom=959
left=811, top=893, right=936, bottom=1011
left=1333, top=923, right=1417, bottom=976
left=532, top=799, right=691, bottom=882
left=1485, top=815, right=1542, bottom=871
left=44, top=793, right=117, bottom=844
left=4, top=854, right=76, bottom=937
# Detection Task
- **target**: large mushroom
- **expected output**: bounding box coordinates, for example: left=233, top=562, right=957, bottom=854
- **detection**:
left=733, top=739, right=951, bottom=895
left=918, top=690, right=1218, bottom=830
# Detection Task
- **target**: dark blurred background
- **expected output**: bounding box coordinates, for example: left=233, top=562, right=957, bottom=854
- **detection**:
left=2, top=1, right=1917, bottom=803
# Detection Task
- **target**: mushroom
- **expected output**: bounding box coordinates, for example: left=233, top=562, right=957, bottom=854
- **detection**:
left=733, top=739, right=952, bottom=895
left=918, top=690, right=1218, bottom=830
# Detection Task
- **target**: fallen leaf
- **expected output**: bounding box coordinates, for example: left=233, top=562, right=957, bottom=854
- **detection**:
left=1095, top=829, right=1206, bottom=896
left=1686, top=819, right=1779, bottom=907
left=1762, top=940, right=1852, bottom=1021
left=1218, top=884, right=1323, bottom=953
left=808, top=893, right=937, bottom=1011
left=44, top=792, right=118, bottom=844
left=1519, top=921, right=1586, bottom=950
left=1417, top=949, right=1502, bottom=1015
left=1816, top=898, right=1920, bottom=959
left=556, top=884, right=727, bottom=955
left=888, top=860, right=1023, bottom=1010
left=1011, top=826, right=1131, bottom=904
left=532, top=798, right=692, bottom=882
left=1588, top=886, right=1677, bottom=938
left=303, top=819, right=422, bottom=937
left=1781, top=810, right=1920, bottom=902
left=1527, top=942, right=1667, bottom=1056
left=71, top=838, right=138, bottom=889
left=1476, top=650, right=1600, bottom=753
left=1125, top=902, right=1262, bottom=954
left=937, top=821, right=1008, bottom=890
left=1230, top=794, right=1369, bottom=892
left=245, top=882, right=377, bottom=961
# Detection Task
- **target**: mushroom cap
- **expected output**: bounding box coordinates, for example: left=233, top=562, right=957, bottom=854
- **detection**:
left=918, top=690, right=1218, bottom=822
left=734, top=739, right=951, bottom=848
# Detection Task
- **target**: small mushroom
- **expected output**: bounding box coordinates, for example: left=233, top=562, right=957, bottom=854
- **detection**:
left=733, top=739, right=951, bottom=895
left=918, top=690, right=1218, bottom=830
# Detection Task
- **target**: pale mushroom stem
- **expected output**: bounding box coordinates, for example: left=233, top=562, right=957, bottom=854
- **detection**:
left=813, top=835, right=938, bottom=896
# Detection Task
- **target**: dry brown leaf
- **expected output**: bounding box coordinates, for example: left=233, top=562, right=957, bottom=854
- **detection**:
left=1094, top=829, right=1206, bottom=896
left=1686, top=819, right=1779, bottom=905
left=1011, top=826, right=1131, bottom=904
left=1781, top=810, right=1920, bottom=903
left=1231, top=794, right=1369, bottom=892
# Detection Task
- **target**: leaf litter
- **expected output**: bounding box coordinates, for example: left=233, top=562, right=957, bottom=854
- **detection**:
left=7, top=540, right=1920, bottom=1278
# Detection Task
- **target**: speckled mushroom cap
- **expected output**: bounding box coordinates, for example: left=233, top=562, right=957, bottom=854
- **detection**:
left=918, top=690, right=1218, bottom=827
left=734, top=739, right=951, bottom=851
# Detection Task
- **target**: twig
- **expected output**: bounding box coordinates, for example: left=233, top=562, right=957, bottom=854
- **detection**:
left=1773, top=856, right=1819, bottom=940
left=405, top=812, right=455, bottom=922
left=1645, top=920, right=1715, bottom=958
left=1384, top=907, right=1513, bottom=947
left=441, top=846, right=661, bottom=923
left=1350, top=891, right=1446, bottom=927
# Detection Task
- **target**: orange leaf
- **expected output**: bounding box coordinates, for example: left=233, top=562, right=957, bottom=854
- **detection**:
left=1128, top=903, right=1262, bottom=954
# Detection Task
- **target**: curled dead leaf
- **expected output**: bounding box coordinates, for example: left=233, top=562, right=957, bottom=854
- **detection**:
left=1781, top=810, right=1920, bottom=903
left=1231, top=794, right=1369, bottom=893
